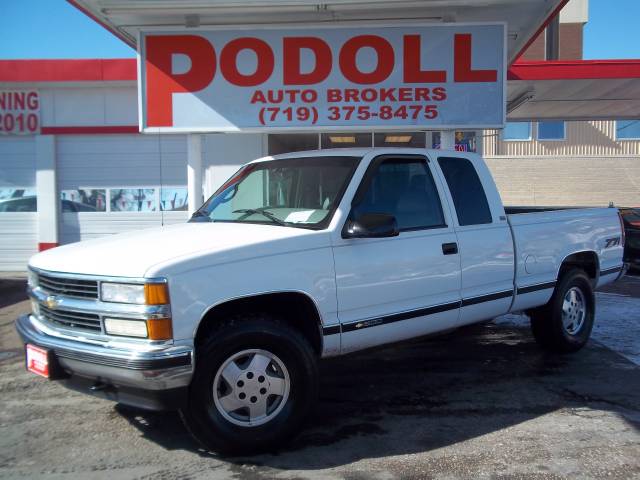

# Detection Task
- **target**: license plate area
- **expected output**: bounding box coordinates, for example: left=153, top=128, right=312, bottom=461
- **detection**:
left=26, top=344, right=50, bottom=378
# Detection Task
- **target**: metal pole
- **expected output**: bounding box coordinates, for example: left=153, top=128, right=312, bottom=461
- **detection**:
left=187, top=134, right=204, bottom=215
left=546, top=15, right=560, bottom=60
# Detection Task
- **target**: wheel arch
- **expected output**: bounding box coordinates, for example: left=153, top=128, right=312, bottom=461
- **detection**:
left=194, top=290, right=325, bottom=356
left=557, top=250, right=599, bottom=285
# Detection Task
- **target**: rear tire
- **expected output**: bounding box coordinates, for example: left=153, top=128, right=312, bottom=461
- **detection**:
left=180, top=314, right=318, bottom=455
left=530, top=268, right=595, bottom=353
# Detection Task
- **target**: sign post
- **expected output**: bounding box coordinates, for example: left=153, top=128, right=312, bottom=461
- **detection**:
left=138, top=23, right=506, bottom=133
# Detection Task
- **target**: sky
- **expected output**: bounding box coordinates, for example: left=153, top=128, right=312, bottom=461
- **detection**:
left=0, top=0, right=135, bottom=59
left=583, top=0, right=640, bottom=59
left=0, top=0, right=638, bottom=60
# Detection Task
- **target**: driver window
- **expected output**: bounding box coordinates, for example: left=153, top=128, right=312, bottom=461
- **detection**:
left=353, top=158, right=446, bottom=231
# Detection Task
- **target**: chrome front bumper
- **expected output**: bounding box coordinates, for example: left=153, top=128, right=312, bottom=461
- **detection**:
left=16, top=314, right=194, bottom=409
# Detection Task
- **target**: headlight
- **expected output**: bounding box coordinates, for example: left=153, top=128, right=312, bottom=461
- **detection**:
left=104, top=317, right=173, bottom=340
left=101, top=283, right=145, bottom=304
left=104, top=318, right=148, bottom=337
left=27, top=270, right=38, bottom=288
left=100, top=282, right=170, bottom=305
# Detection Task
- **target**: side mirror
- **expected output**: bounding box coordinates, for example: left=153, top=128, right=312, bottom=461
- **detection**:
left=343, top=213, right=399, bottom=239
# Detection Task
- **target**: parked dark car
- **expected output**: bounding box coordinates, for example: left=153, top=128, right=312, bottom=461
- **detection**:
left=620, top=208, right=640, bottom=271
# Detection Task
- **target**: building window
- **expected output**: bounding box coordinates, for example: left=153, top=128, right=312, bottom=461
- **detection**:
left=160, top=187, right=188, bottom=211
left=268, top=134, right=319, bottom=155
left=321, top=132, right=372, bottom=149
left=537, top=121, right=565, bottom=141
left=454, top=131, right=477, bottom=152
left=60, top=189, right=106, bottom=212
left=373, top=132, right=426, bottom=148
left=110, top=188, right=157, bottom=212
left=503, top=122, right=531, bottom=141
left=432, top=131, right=477, bottom=152
left=0, top=188, right=36, bottom=212
left=616, top=120, right=640, bottom=140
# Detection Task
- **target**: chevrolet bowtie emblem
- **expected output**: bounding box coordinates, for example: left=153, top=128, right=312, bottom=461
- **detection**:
left=45, top=295, right=60, bottom=309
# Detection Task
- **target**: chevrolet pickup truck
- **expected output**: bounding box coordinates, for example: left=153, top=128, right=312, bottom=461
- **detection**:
left=17, top=148, right=626, bottom=454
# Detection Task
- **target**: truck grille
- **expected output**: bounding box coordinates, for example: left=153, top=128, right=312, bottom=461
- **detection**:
left=38, top=273, right=99, bottom=300
left=39, top=304, right=102, bottom=333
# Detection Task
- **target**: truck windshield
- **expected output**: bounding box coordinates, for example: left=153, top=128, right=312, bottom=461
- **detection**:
left=191, top=156, right=361, bottom=229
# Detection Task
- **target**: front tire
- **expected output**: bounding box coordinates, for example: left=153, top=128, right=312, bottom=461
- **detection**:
left=180, top=314, right=318, bottom=455
left=530, top=268, right=595, bottom=353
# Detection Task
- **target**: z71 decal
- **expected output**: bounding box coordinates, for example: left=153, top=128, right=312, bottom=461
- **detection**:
left=604, top=237, right=621, bottom=249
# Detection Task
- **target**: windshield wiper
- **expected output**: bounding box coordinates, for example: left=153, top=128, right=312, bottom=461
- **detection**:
left=232, top=208, right=286, bottom=226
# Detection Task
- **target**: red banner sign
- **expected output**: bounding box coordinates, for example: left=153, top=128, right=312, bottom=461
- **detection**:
left=0, top=90, right=40, bottom=135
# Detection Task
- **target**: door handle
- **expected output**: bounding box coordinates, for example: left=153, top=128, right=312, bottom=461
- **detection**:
left=442, top=242, right=458, bottom=255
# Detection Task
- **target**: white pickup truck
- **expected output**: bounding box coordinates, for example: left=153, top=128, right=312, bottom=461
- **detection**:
left=17, top=148, right=626, bottom=454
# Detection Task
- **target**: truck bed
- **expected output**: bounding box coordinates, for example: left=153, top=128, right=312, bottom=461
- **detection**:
left=505, top=205, right=623, bottom=313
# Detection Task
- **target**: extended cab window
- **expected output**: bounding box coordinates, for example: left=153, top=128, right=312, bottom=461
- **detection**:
left=193, top=156, right=360, bottom=229
left=352, top=157, right=445, bottom=231
left=437, top=157, right=492, bottom=226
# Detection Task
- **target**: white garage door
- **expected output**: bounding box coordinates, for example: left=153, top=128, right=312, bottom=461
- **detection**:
left=0, top=136, right=37, bottom=271
left=57, top=134, right=189, bottom=245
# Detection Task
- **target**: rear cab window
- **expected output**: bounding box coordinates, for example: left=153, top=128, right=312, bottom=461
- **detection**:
left=437, top=157, right=492, bottom=226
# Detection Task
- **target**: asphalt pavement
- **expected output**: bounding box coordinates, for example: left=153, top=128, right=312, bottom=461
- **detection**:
left=0, top=273, right=638, bottom=479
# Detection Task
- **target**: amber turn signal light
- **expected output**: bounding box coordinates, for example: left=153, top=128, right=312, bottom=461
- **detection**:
left=144, top=283, right=170, bottom=305
left=147, top=318, right=173, bottom=340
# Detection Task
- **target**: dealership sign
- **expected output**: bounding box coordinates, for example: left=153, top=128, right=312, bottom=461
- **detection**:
left=138, top=24, right=505, bottom=132
left=0, top=90, right=40, bottom=135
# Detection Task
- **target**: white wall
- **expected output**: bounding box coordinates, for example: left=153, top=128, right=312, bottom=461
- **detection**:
left=560, top=0, right=588, bottom=24
left=40, top=86, right=138, bottom=127
left=486, top=155, right=640, bottom=207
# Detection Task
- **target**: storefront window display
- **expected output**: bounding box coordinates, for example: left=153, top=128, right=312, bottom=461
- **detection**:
left=432, top=131, right=477, bottom=152
left=0, top=188, right=37, bottom=212
left=110, top=188, right=157, bottom=212
left=60, top=189, right=106, bottom=212
left=161, top=187, right=188, bottom=211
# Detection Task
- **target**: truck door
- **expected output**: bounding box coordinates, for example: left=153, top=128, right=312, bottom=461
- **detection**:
left=435, top=154, right=515, bottom=326
left=332, top=154, right=461, bottom=353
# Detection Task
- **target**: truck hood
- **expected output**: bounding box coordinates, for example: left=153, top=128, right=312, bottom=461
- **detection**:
left=29, top=222, right=329, bottom=278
